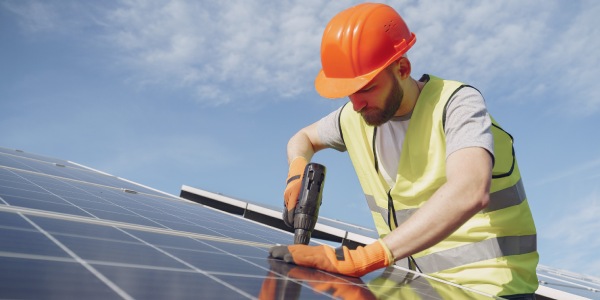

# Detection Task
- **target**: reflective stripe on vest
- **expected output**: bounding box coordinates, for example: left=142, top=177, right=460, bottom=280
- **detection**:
left=374, top=267, right=443, bottom=299
left=365, top=178, right=527, bottom=226
left=415, top=234, right=537, bottom=274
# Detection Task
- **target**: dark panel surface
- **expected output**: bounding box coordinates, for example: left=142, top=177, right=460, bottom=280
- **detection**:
left=0, top=147, right=499, bottom=299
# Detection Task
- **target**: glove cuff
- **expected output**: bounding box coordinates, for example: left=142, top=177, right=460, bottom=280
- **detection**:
left=287, top=157, right=308, bottom=181
left=376, top=239, right=394, bottom=266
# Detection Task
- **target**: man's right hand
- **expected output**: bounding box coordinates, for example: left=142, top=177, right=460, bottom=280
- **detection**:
left=283, top=157, right=307, bottom=227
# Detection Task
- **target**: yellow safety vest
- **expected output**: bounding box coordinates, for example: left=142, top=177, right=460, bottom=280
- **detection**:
left=339, top=75, right=539, bottom=296
left=367, top=267, right=494, bottom=299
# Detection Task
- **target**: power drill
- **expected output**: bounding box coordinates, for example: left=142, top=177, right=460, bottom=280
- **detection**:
left=290, top=163, right=326, bottom=245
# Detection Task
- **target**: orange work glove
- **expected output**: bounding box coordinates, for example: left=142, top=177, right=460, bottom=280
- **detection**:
left=259, top=259, right=376, bottom=300
left=282, top=157, right=307, bottom=227
left=269, top=239, right=394, bottom=278
left=286, top=267, right=377, bottom=300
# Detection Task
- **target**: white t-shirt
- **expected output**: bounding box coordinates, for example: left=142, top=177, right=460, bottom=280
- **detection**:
left=317, top=85, right=494, bottom=187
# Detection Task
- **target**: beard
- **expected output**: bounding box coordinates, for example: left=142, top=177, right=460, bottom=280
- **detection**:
left=361, top=78, right=403, bottom=126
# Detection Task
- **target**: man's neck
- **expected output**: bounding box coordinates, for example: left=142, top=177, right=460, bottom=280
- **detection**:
left=395, top=77, right=422, bottom=117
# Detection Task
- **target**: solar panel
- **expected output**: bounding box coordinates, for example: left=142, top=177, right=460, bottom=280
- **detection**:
left=180, top=185, right=379, bottom=249
left=0, top=146, right=587, bottom=299
left=536, top=265, right=600, bottom=299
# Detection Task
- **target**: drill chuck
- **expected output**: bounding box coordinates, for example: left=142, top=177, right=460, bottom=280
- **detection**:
left=293, top=163, right=326, bottom=245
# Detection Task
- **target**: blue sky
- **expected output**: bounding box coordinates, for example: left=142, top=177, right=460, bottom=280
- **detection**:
left=2, top=0, right=599, bottom=278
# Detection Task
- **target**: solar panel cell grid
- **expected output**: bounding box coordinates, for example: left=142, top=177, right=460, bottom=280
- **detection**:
left=0, top=148, right=514, bottom=299
left=0, top=151, right=166, bottom=197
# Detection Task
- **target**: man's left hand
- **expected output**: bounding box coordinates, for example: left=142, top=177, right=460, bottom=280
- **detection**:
left=259, top=259, right=377, bottom=300
left=269, top=239, right=394, bottom=278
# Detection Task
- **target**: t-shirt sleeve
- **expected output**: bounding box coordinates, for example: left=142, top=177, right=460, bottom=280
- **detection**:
left=444, top=86, right=495, bottom=161
left=316, top=106, right=347, bottom=152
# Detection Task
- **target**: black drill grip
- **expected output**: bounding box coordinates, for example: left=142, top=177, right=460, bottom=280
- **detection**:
left=293, top=163, right=326, bottom=245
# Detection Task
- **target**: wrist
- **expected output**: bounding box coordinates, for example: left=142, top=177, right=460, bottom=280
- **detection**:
left=289, top=156, right=308, bottom=167
left=288, top=157, right=308, bottom=177
left=376, top=239, right=394, bottom=266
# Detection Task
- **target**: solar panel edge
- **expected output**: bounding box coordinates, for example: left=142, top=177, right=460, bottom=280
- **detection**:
left=71, top=160, right=187, bottom=201
left=180, top=184, right=378, bottom=249
left=179, top=185, right=600, bottom=300
left=2, top=146, right=594, bottom=299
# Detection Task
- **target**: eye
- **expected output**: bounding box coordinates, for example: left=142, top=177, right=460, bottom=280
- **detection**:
left=358, top=85, right=375, bottom=93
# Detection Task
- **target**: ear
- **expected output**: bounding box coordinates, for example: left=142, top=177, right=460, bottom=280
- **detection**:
left=397, top=56, right=412, bottom=79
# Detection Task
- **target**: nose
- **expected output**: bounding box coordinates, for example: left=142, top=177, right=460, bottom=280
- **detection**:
left=349, top=95, right=367, bottom=112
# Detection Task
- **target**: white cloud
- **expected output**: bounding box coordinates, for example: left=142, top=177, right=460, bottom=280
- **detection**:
left=6, top=0, right=600, bottom=115
left=2, top=1, right=102, bottom=36
left=398, top=0, right=600, bottom=116
left=531, top=156, right=600, bottom=187
left=98, top=0, right=340, bottom=105
left=2, top=1, right=60, bottom=32
left=543, top=193, right=600, bottom=244
left=194, top=84, right=231, bottom=105
left=402, top=1, right=554, bottom=83
left=540, top=189, right=600, bottom=276
left=543, top=1, right=600, bottom=116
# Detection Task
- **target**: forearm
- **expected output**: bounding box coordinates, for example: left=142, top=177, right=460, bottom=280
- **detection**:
left=383, top=147, right=492, bottom=260
left=382, top=182, right=487, bottom=260
left=287, top=132, right=315, bottom=163
left=286, top=122, right=325, bottom=163
left=283, top=122, right=328, bottom=226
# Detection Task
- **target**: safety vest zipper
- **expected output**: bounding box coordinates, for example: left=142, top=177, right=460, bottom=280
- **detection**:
left=387, top=190, right=397, bottom=230
left=374, top=120, right=421, bottom=272
left=373, top=126, right=398, bottom=231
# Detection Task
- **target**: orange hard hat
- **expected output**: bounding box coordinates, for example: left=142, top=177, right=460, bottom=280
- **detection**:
left=315, top=3, right=416, bottom=99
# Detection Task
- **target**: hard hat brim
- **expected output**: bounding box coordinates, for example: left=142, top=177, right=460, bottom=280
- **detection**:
left=314, top=70, right=374, bottom=99
left=314, top=45, right=410, bottom=99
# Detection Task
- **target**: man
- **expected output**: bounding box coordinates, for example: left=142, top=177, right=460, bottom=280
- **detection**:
left=270, top=2, right=539, bottom=298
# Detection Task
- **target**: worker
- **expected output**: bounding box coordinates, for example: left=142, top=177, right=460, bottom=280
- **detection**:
left=270, top=2, right=539, bottom=299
